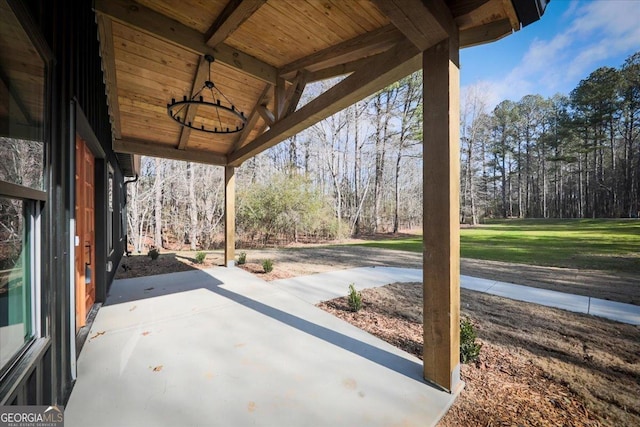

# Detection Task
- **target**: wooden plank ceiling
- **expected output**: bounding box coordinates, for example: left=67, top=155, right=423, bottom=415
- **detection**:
left=95, top=0, right=525, bottom=167
left=0, top=0, right=46, bottom=139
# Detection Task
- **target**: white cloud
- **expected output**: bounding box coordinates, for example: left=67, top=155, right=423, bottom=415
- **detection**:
left=466, top=0, right=640, bottom=109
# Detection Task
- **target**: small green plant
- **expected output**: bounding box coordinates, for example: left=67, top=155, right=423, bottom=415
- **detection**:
left=147, top=247, right=160, bottom=260
left=460, top=317, right=482, bottom=364
left=262, top=259, right=273, bottom=273
left=347, top=283, right=362, bottom=312
left=237, top=252, right=247, bottom=265
left=195, top=251, right=206, bottom=264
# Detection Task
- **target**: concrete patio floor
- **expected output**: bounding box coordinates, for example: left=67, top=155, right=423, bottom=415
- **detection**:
left=65, top=267, right=457, bottom=427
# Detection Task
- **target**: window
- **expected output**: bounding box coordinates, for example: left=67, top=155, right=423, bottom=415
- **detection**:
left=107, top=165, right=114, bottom=255
left=0, top=0, right=47, bottom=375
left=0, top=198, right=33, bottom=369
left=0, top=1, right=45, bottom=192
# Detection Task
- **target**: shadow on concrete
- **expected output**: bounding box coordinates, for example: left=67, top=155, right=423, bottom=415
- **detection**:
left=214, top=284, right=432, bottom=388
left=105, top=268, right=432, bottom=388
left=105, top=268, right=223, bottom=306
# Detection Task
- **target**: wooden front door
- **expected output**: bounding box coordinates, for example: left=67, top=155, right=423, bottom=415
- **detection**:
left=75, top=136, right=96, bottom=330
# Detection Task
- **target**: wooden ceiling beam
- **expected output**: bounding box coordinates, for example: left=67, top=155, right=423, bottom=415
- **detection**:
left=305, top=57, right=371, bottom=82
left=228, top=39, right=421, bottom=166
left=460, top=18, right=512, bottom=48
left=206, top=0, right=266, bottom=48
left=94, top=0, right=277, bottom=84
left=448, top=0, right=491, bottom=17
left=232, top=83, right=272, bottom=150
left=371, top=0, right=457, bottom=51
left=282, top=70, right=309, bottom=118
left=114, top=138, right=227, bottom=165
left=256, top=104, right=274, bottom=126
left=176, top=55, right=210, bottom=150
left=279, top=25, right=404, bottom=80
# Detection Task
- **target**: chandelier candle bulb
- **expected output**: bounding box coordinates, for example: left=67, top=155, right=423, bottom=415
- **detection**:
left=166, top=54, right=246, bottom=134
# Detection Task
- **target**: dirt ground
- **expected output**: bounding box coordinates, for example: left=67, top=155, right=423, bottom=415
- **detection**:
left=116, top=245, right=639, bottom=304
left=319, top=284, right=640, bottom=426
left=114, top=245, right=640, bottom=426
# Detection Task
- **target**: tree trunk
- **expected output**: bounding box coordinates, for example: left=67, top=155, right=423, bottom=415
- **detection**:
left=393, top=152, right=401, bottom=233
left=188, top=162, right=198, bottom=250
left=154, top=157, right=163, bottom=248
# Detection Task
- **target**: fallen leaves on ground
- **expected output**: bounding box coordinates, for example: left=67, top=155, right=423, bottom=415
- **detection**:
left=318, top=282, right=640, bottom=426
left=89, top=331, right=105, bottom=340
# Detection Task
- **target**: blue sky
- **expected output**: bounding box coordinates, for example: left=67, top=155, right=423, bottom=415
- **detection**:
left=460, top=0, right=640, bottom=107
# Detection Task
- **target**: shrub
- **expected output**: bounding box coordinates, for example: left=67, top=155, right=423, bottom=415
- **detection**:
left=347, top=283, right=362, bottom=312
left=195, top=251, right=206, bottom=264
left=236, top=172, right=342, bottom=244
left=147, top=247, right=160, bottom=260
left=262, top=259, right=273, bottom=273
left=460, top=317, right=482, bottom=363
left=237, top=252, right=247, bottom=265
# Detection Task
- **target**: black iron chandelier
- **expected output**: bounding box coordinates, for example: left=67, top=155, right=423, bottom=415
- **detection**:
left=167, top=54, right=246, bottom=134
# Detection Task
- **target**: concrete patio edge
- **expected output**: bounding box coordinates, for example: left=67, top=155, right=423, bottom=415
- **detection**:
left=270, top=267, right=640, bottom=326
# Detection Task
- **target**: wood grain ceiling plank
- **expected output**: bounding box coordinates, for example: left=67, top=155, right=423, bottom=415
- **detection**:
left=116, top=68, right=190, bottom=95
left=114, top=54, right=193, bottom=88
left=331, top=0, right=390, bottom=28
left=113, top=36, right=198, bottom=76
left=257, top=3, right=328, bottom=46
left=112, top=21, right=200, bottom=68
left=187, top=141, right=234, bottom=153
left=283, top=1, right=356, bottom=42
left=119, top=108, right=175, bottom=123
left=118, top=96, right=172, bottom=114
left=278, top=25, right=404, bottom=79
left=304, top=0, right=384, bottom=36
left=206, top=0, right=266, bottom=48
left=228, top=38, right=421, bottom=166
left=95, top=0, right=277, bottom=84
left=226, top=2, right=327, bottom=67
left=120, top=126, right=179, bottom=143
left=177, top=55, right=209, bottom=150
left=135, top=0, right=225, bottom=34
left=187, top=131, right=235, bottom=149
left=210, top=61, right=265, bottom=92
left=119, top=117, right=174, bottom=134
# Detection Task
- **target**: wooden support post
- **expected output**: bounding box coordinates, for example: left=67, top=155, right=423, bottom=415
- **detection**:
left=422, top=35, right=461, bottom=393
left=224, top=166, right=236, bottom=267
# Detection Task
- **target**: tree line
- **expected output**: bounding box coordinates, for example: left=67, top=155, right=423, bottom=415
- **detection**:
left=462, top=52, right=640, bottom=222
left=126, top=52, right=639, bottom=251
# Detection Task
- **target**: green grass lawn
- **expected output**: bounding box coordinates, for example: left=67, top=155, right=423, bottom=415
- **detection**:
left=350, top=219, right=640, bottom=274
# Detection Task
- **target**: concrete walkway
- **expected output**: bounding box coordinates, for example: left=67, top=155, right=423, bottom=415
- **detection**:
left=270, top=267, right=640, bottom=326
left=65, top=267, right=457, bottom=427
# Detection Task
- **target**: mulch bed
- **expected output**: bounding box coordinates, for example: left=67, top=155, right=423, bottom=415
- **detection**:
left=317, top=282, right=638, bottom=426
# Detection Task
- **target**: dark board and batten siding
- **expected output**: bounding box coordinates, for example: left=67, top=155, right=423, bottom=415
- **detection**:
left=0, top=0, right=128, bottom=406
